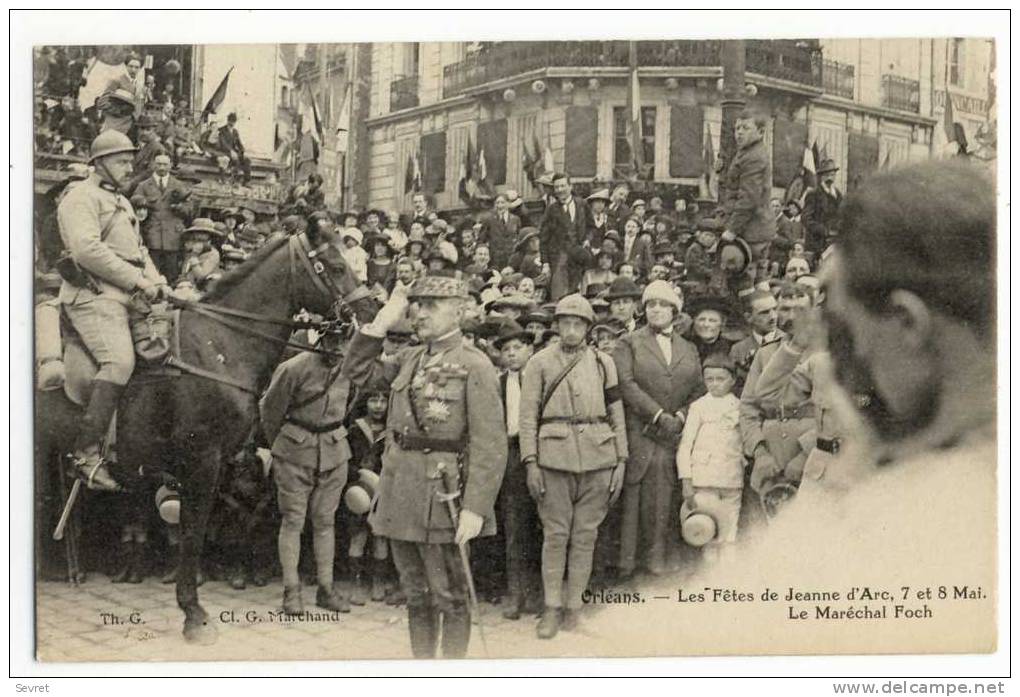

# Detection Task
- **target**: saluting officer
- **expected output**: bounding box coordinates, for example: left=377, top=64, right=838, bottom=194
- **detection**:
left=260, top=324, right=352, bottom=616
left=341, top=272, right=507, bottom=659
left=57, top=129, right=169, bottom=491
left=518, top=294, right=628, bottom=639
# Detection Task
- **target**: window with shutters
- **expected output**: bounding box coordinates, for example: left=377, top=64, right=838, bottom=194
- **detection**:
left=564, top=106, right=598, bottom=178
left=668, top=105, right=704, bottom=178
left=420, top=131, right=446, bottom=194
left=949, top=38, right=965, bottom=88
left=613, top=106, right=655, bottom=179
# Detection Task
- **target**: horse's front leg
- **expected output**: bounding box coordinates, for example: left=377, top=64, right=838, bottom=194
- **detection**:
left=176, top=445, right=222, bottom=645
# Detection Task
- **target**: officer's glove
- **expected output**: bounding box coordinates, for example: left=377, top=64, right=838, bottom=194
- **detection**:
left=367, top=280, right=409, bottom=335
left=525, top=460, right=545, bottom=501
left=750, top=449, right=782, bottom=493
left=454, top=509, right=484, bottom=546
left=608, top=460, right=626, bottom=506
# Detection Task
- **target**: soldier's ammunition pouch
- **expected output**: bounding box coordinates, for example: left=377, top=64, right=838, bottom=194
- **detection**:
left=54, top=252, right=98, bottom=293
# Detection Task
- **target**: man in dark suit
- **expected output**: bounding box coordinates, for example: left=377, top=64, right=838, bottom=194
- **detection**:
left=802, top=158, right=843, bottom=255
left=720, top=110, right=777, bottom=271
left=620, top=216, right=653, bottom=280
left=217, top=112, right=251, bottom=183
left=613, top=281, right=705, bottom=579
left=539, top=173, right=589, bottom=301
left=135, top=153, right=192, bottom=281
left=479, top=192, right=521, bottom=271
left=607, top=184, right=631, bottom=232
left=729, top=290, right=784, bottom=394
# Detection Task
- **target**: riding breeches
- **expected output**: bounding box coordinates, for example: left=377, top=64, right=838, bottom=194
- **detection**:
left=63, top=297, right=135, bottom=385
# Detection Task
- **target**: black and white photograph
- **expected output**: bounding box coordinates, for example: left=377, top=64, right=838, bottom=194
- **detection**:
left=11, top=9, right=1009, bottom=683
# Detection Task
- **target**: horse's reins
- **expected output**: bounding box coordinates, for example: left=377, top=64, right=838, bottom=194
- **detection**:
left=164, top=234, right=358, bottom=393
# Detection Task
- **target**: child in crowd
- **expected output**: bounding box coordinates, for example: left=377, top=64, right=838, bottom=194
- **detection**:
left=675, top=353, right=745, bottom=567
left=344, top=377, right=395, bottom=605
left=178, top=218, right=223, bottom=291
left=338, top=227, right=369, bottom=284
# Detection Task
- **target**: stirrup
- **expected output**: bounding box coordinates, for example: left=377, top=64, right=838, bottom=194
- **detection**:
left=68, top=454, right=122, bottom=492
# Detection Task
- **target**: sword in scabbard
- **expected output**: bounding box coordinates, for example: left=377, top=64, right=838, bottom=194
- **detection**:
left=435, top=461, right=488, bottom=657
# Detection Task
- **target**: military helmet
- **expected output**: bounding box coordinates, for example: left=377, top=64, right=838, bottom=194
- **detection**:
left=89, top=129, right=137, bottom=163
left=553, top=294, right=595, bottom=324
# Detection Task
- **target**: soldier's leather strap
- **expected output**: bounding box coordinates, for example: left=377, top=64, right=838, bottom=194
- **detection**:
left=538, top=352, right=585, bottom=419
left=284, top=415, right=346, bottom=434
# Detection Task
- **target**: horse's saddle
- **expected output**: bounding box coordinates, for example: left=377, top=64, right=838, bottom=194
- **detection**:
left=36, top=298, right=182, bottom=406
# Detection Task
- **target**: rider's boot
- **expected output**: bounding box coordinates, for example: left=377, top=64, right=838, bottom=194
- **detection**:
left=70, top=380, right=124, bottom=492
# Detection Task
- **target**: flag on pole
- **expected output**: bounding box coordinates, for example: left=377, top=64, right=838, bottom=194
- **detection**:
left=701, top=124, right=717, bottom=200
left=784, top=143, right=818, bottom=206
left=201, top=67, right=233, bottom=121
left=522, top=139, right=537, bottom=186
left=404, top=148, right=422, bottom=194
left=542, top=143, right=555, bottom=176
left=307, top=85, right=324, bottom=143
left=626, top=41, right=645, bottom=178
left=335, top=86, right=351, bottom=154
left=880, top=148, right=892, bottom=170
left=458, top=137, right=477, bottom=204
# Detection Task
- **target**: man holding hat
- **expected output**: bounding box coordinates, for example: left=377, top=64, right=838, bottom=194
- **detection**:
left=802, top=158, right=843, bottom=255
left=519, top=294, right=628, bottom=638
left=613, top=281, right=704, bottom=579
left=340, top=274, right=507, bottom=659
left=135, top=151, right=191, bottom=280
left=260, top=323, right=354, bottom=616
left=56, top=129, right=170, bottom=490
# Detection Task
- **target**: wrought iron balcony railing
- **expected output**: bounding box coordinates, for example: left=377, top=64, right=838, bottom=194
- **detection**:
left=441, top=40, right=821, bottom=98
left=390, top=74, right=420, bottom=112
left=881, top=74, right=921, bottom=113
left=822, top=59, right=855, bottom=100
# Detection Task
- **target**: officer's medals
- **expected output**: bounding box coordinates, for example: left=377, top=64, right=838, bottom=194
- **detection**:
left=424, top=399, right=451, bottom=423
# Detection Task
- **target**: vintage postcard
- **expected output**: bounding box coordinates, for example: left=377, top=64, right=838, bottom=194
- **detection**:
left=26, top=19, right=1000, bottom=666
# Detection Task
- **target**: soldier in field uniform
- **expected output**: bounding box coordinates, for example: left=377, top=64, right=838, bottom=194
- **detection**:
left=341, top=272, right=507, bottom=659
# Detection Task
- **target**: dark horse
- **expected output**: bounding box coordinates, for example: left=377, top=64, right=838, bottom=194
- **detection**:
left=36, top=228, right=376, bottom=644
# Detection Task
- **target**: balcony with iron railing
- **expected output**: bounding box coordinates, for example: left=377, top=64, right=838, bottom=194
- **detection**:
left=441, top=40, right=821, bottom=98
left=881, top=74, right=920, bottom=113
left=390, top=74, right=420, bottom=111
left=822, top=59, right=855, bottom=100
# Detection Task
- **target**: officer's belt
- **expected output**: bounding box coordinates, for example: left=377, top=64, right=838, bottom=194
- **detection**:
left=284, top=416, right=345, bottom=434
left=539, top=416, right=609, bottom=426
left=816, top=437, right=841, bottom=454
left=394, top=432, right=465, bottom=453
left=760, top=404, right=815, bottom=421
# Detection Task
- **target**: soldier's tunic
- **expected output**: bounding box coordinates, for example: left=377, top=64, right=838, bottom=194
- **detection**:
left=342, top=328, right=507, bottom=615
left=738, top=338, right=815, bottom=483
left=259, top=352, right=353, bottom=588
left=729, top=329, right=784, bottom=395
left=753, top=345, right=847, bottom=491
left=519, top=343, right=628, bottom=609
left=57, top=174, right=166, bottom=385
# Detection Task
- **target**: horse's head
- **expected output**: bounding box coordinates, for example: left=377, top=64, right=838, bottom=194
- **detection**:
left=291, top=219, right=380, bottom=327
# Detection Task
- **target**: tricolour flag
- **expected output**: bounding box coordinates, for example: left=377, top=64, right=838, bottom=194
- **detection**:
left=626, top=41, right=645, bottom=177
left=202, top=67, right=233, bottom=121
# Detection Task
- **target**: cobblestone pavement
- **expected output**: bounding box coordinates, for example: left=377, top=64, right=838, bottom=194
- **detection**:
left=36, top=573, right=629, bottom=662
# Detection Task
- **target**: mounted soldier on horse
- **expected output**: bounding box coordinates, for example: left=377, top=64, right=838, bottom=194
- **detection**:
left=40, top=130, right=378, bottom=643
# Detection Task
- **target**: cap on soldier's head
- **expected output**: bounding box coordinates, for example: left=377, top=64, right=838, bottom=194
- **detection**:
left=89, top=129, right=137, bottom=163
left=554, top=294, right=595, bottom=324
left=408, top=269, right=469, bottom=301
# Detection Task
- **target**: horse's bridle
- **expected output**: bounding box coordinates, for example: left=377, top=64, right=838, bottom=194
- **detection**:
left=166, top=233, right=366, bottom=392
